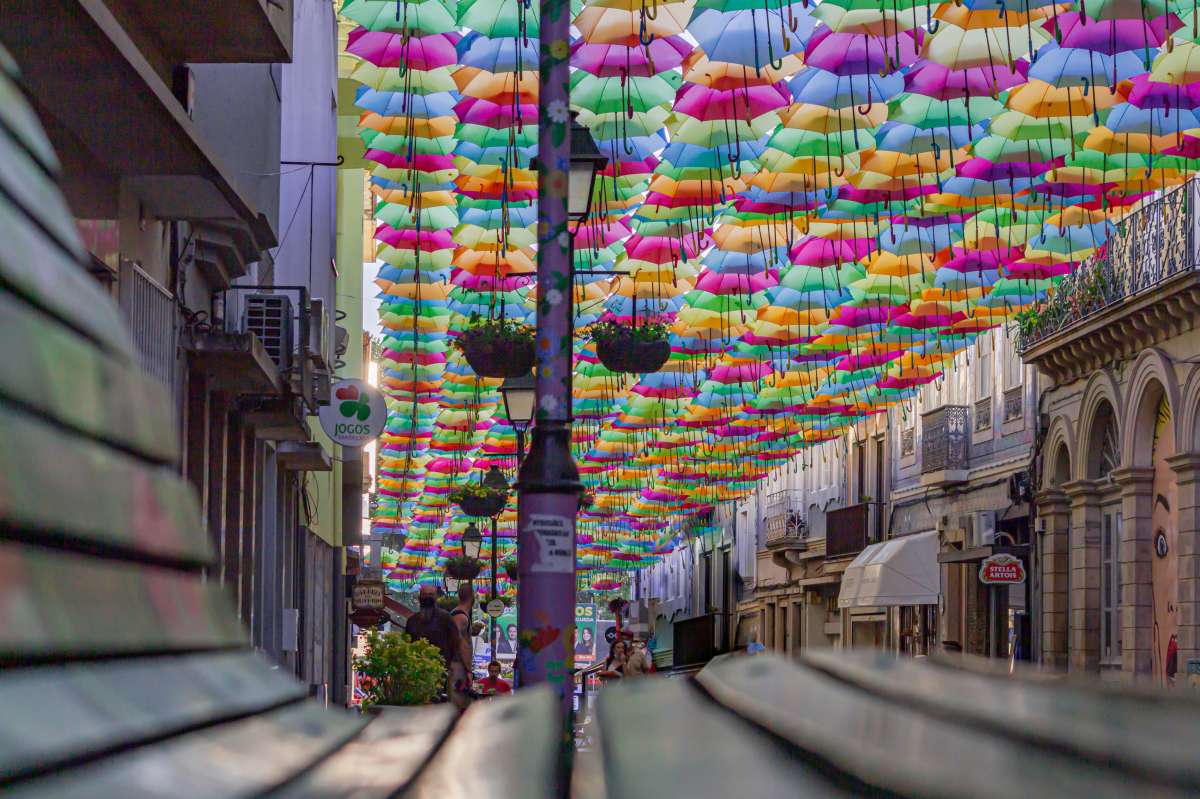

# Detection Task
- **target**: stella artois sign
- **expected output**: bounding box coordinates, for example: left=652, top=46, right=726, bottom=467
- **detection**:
left=979, top=554, right=1026, bottom=585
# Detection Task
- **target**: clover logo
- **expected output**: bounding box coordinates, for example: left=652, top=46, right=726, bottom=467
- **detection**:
left=336, top=384, right=372, bottom=421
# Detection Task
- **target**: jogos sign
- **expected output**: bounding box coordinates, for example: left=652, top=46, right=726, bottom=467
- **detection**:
left=318, top=379, right=386, bottom=447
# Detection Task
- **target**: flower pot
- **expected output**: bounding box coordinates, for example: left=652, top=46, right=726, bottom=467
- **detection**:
left=595, top=328, right=670, bottom=374
left=460, top=336, right=535, bottom=379
left=457, top=491, right=507, bottom=518
left=445, top=559, right=482, bottom=580
left=505, top=562, right=518, bottom=581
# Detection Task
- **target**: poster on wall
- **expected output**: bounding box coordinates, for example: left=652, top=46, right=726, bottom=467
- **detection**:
left=574, top=604, right=597, bottom=664
left=1151, top=396, right=1179, bottom=686
left=488, top=604, right=612, bottom=666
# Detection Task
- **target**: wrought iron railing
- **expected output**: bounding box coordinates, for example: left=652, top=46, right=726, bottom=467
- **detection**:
left=921, top=405, right=969, bottom=474
left=1017, top=182, right=1198, bottom=352
left=764, top=490, right=807, bottom=545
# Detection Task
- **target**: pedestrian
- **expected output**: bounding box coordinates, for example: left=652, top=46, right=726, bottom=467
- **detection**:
left=623, top=638, right=653, bottom=677
left=600, top=639, right=628, bottom=680
left=448, top=584, right=476, bottom=708
left=478, top=660, right=512, bottom=696
left=404, top=584, right=470, bottom=706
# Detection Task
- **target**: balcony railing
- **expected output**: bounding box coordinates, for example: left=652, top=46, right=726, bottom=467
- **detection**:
left=1017, top=181, right=1197, bottom=353
left=826, top=503, right=874, bottom=559
left=763, top=490, right=807, bottom=547
left=921, top=405, right=969, bottom=481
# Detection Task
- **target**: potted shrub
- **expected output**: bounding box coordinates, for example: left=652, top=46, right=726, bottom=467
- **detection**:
left=352, top=630, right=446, bottom=710
left=579, top=490, right=595, bottom=510
left=452, top=314, right=535, bottom=378
left=590, top=319, right=670, bottom=374
left=503, top=557, right=518, bottom=581
left=444, top=555, right=482, bottom=581
left=450, top=483, right=508, bottom=518
left=436, top=594, right=458, bottom=612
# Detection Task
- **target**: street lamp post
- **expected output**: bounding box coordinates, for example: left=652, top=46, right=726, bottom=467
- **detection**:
left=481, top=467, right=510, bottom=654
left=521, top=0, right=605, bottom=714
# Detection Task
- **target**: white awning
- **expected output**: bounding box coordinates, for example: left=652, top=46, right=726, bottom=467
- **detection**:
left=838, top=531, right=939, bottom=609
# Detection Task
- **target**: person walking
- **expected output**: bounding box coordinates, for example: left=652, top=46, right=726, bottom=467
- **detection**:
left=405, top=584, right=470, bottom=706
left=599, top=640, right=628, bottom=681
left=623, top=638, right=653, bottom=677
left=448, top=584, right=476, bottom=708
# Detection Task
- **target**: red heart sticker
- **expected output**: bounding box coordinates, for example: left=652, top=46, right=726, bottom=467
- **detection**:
left=335, top=385, right=358, bottom=400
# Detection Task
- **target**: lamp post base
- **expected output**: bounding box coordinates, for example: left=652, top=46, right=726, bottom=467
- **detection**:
left=515, top=420, right=581, bottom=714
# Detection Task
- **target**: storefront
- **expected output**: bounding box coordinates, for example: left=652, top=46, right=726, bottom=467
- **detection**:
left=838, top=531, right=940, bottom=654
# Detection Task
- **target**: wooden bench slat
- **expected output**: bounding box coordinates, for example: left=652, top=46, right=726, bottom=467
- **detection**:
left=697, top=654, right=1197, bottom=799
left=273, top=705, right=458, bottom=798
left=0, top=65, right=59, bottom=175
left=3, top=702, right=366, bottom=798
left=0, top=196, right=134, bottom=358
left=594, top=677, right=859, bottom=799
left=804, top=648, right=1200, bottom=788
left=0, top=404, right=211, bottom=567
left=0, top=542, right=243, bottom=661
left=403, top=688, right=562, bottom=799
left=0, top=290, right=178, bottom=463
left=0, top=122, right=83, bottom=259
left=0, top=651, right=305, bottom=783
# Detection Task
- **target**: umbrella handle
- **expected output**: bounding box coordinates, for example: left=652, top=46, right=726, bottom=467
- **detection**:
left=1080, top=76, right=1089, bottom=97
left=927, top=19, right=940, bottom=33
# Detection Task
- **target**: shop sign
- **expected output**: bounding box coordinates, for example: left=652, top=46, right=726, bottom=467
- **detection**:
left=352, top=579, right=385, bottom=610
left=486, top=599, right=506, bottom=619
left=318, top=379, right=387, bottom=447
left=979, top=554, right=1026, bottom=585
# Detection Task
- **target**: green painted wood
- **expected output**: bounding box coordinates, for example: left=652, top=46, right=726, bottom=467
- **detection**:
left=0, top=651, right=305, bottom=783
left=0, top=542, right=244, bottom=661
left=403, top=688, right=562, bottom=799
left=697, top=654, right=1197, bottom=799
left=0, top=405, right=211, bottom=566
left=0, top=122, right=83, bottom=259
left=3, top=702, right=367, bottom=798
left=804, top=649, right=1200, bottom=790
left=273, top=705, right=458, bottom=798
left=0, top=290, right=178, bottom=463
left=0, top=196, right=134, bottom=359
left=594, top=676, right=860, bottom=799
left=0, top=65, right=59, bottom=175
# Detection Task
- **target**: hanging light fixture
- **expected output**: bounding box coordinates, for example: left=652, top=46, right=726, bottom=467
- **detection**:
left=462, top=521, right=483, bottom=560
left=568, top=111, right=608, bottom=227
left=498, top=372, right=537, bottom=435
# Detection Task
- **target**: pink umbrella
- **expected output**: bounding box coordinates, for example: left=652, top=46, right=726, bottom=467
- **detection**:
left=837, top=351, right=901, bottom=370
left=790, top=236, right=873, bottom=267
left=709, top=362, right=773, bottom=383
left=1122, top=73, right=1200, bottom=110
left=375, top=225, right=455, bottom=252
left=806, top=29, right=921, bottom=75
left=571, top=36, right=693, bottom=77
left=904, top=59, right=1028, bottom=100
left=1052, top=13, right=1179, bottom=54
left=454, top=97, right=538, bottom=128
left=693, top=270, right=773, bottom=294
left=673, top=83, right=792, bottom=122
left=346, top=29, right=459, bottom=69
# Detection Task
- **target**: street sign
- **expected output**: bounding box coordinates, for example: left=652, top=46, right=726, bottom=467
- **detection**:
left=352, top=579, right=385, bottom=610
left=486, top=599, right=505, bottom=618
left=318, top=379, right=387, bottom=447
left=979, top=554, right=1026, bottom=585
left=349, top=608, right=388, bottom=628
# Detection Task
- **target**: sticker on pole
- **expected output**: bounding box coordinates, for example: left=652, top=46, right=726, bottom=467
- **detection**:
left=319, top=379, right=387, bottom=447
left=526, top=513, right=574, bottom=573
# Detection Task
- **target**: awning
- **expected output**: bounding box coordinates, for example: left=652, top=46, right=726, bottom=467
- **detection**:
left=838, top=531, right=939, bottom=609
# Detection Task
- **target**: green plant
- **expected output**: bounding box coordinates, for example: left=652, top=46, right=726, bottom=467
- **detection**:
left=588, top=319, right=669, bottom=344
left=503, top=557, right=518, bottom=581
left=352, top=630, right=446, bottom=709
left=451, top=314, right=534, bottom=353
left=481, top=593, right=511, bottom=608
left=449, top=483, right=506, bottom=503
left=436, top=595, right=458, bottom=611
left=579, top=490, right=595, bottom=509
left=444, top=554, right=482, bottom=580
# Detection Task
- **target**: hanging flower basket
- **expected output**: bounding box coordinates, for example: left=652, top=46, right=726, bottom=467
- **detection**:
left=452, top=315, right=535, bottom=378
left=445, top=555, right=482, bottom=581
left=503, top=558, right=518, bottom=582
left=590, top=320, right=670, bottom=374
left=450, top=484, right=508, bottom=518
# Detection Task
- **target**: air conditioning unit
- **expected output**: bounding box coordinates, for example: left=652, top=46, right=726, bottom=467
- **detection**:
left=308, top=297, right=330, bottom=370
left=971, top=510, right=997, bottom=548
left=312, top=368, right=332, bottom=407
left=242, top=294, right=293, bottom=373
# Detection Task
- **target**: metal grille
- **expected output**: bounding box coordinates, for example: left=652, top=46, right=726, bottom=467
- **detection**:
left=242, top=294, right=294, bottom=373
left=118, top=260, right=179, bottom=394
left=921, top=405, right=968, bottom=474
left=1018, top=181, right=1197, bottom=352
left=974, top=397, right=992, bottom=432
left=1003, top=387, right=1023, bottom=423
left=826, top=503, right=870, bottom=558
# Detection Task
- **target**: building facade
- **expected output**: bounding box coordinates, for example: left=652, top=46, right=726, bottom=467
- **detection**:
left=1, top=0, right=366, bottom=703
left=1024, top=183, right=1200, bottom=684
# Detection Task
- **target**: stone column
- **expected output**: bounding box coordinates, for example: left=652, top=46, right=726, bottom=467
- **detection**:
left=1112, top=467, right=1155, bottom=679
left=1168, top=453, right=1200, bottom=672
left=1063, top=480, right=1102, bottom=672
left=1035, top=488, right=1071, bottom=671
